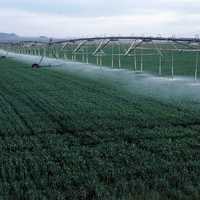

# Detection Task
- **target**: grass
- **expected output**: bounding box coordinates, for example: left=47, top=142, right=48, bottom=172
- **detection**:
left=16, top=43, right=199, bottom=77
left=0, top=58, right=200, bottom=199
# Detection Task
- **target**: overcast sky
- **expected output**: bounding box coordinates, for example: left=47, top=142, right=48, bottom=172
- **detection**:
left=0, top=0, right=200, bottom=38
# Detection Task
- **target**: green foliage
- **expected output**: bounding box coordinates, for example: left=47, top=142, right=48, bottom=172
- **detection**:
left=0, top=59, right=200, bottom=199
left=42, top=44, right=199, bottom=77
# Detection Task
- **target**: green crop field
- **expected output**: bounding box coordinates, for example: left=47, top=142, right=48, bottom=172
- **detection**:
left=0, top=58, right=200, bottom=200
left=13, top=42, right=200, bottom=78
left=60, top=44, right=198, bottom=77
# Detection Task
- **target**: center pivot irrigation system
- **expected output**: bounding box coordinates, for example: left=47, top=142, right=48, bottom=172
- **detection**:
left=1, top=36, right=200, bottom=80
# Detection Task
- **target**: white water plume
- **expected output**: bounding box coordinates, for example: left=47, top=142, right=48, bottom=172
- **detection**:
left=1, top=50, right=200, bottom=106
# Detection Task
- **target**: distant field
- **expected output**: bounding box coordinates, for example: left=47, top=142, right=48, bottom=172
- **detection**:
left=64, top=45, right=198, bottom=77
left=15, top=43, right=200, bottom=78
left=0, top=58, right=200, bottom=199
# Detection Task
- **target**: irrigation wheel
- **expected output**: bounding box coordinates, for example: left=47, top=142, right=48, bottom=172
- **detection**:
left=32, top=63, right=40, bottom=68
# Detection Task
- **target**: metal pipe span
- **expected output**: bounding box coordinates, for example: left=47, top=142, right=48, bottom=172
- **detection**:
left=1, top=36, right=200, bottom=45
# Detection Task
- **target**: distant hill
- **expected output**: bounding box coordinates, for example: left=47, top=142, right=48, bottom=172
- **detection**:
left=0, top=33, right=19, bottom=42
left=0, top=33, right=50, bottom=43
